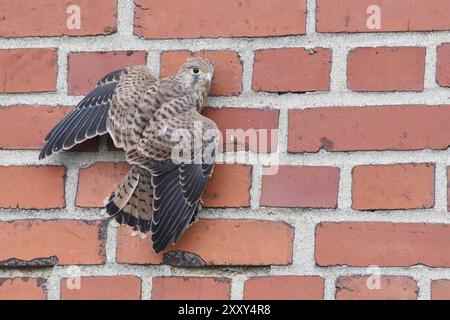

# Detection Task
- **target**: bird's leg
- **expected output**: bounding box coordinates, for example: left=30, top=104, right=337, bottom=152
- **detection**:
left=130, top=226, right=139, bottom=237
left=138, top=232, right=147, bottom=239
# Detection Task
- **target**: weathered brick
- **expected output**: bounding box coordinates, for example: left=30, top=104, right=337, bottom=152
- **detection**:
left=203, top=164, right=252, bottom=208
left=160, top=51, right=242, bottom=96
left=347, top=47, right=425, bottom=92
left=76, top=162, right=131, bottom=208
left=316, top=0, right=450, bottom=33
left=253, top=48, right=332, bottom=93
left=152, top=277, right=231, bottom=300
left=244, top=276, right=324, bottom=300
left=260, top=166, right=340, bottom=208
left=352, top=164, right=435, bottom=210
left=0, top=220, right=105, bottom=266
left=60, top=276, right=141, bottom=300
left=134, top=0, right=306, bottom=39
left=0, top=166, right=65, bottom=209
left=68, top=51, right=147, bottom=95
left=289, top=105, right=450, bottom=153
left=316, top=222, right=450, bottom=267
left=431, top=280, right=450, bottom=300
left=0, top=278, right=47, bottom=300
left=437, top=43, right=450, bottom=87
left=116, top=219, right=294, bottom=266
left=0, top=49, right=57, bottom=93
left=0, top=0, right=117, bottom=37
left=203, top=107, right=279, bottom=153
left=336, top=276, right=418, bottom=300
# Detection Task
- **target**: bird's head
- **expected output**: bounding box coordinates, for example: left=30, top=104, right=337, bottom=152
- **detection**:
left=176, top=57, right=214, bottom=95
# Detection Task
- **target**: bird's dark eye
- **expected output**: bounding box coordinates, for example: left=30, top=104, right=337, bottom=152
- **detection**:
left=192, top=67, right=200, bottom=74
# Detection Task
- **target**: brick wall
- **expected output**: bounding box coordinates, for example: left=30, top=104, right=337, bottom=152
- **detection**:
left=0, top=0, right=449, bottom=300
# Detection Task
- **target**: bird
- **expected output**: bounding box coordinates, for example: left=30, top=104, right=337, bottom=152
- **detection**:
left=39, top=57, right=219, bottom=254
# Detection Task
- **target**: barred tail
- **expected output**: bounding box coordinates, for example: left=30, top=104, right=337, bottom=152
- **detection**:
left=105, top=166, right=153, bottom=235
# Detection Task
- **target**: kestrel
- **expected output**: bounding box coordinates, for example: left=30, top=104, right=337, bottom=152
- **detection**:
left=39, top=57, right=218, bottom=253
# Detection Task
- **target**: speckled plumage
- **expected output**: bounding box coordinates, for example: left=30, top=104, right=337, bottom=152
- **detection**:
left=40, top=58, right=218, bottom=253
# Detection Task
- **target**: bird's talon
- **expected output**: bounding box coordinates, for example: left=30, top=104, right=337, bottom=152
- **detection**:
left=110, top=219, right=120, bottom=228
left=139, top=232, right=147, bottom=239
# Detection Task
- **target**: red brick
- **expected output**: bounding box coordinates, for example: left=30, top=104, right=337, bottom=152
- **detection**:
left=68, top=51, right=147, bottom=95
left=152, top=277, right=231, bottom=300
left=244, top=276, right=324, bottom=300
left=316, top=222, right=450, bottom=267
left=134, top=0, right=306, bottom=39
left=0, top=278, right=47, bottom=300
left=260, top=166, right=340, bottom=208
left=203, top=164, right=251, bottom=208
left=431, top=280, right=450, bottom=300
left=0, top=49, right=57, bottom=93
left=289, top=105, right=450, bottom=153
left=0, top=105, right=98, bottom=151
left=116, top=219, right=293, bottom=266
left=316, top=0, right=450, bottom=33
left=336, top=276, right=418, bottom=300
left=0, top=166, right=65, bottom=209
left=76, top=162, right=131, bottom=208
left=60, top=276, right=141, bottom=300
left=0, top=220, right=105, bottom=266
left=0, top=0, right=117, bottom=37
left=437, top=43, right=450, bottom=87
left=116, top=225, right=164, bottom=265
left=253, top=48, right=332, bottom=93
left=203, top=107, right=279, bottom=153
left=0, top=105, right=70, bottom=150
left=347, top=47, right=425, bottom=92
left=160, top=51, right=242, bottom=96
left=352, top=164, right=435, bottom=210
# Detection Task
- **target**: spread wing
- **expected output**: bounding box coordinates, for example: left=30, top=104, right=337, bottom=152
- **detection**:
left=150, top=160, right=215, bottom=253
left=39, top=66, right=156, bottom=159
left=133, top=102, right=219, bottom=253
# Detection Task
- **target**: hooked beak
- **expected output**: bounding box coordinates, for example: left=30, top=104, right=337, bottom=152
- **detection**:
left=201, top=71, right=213, bottom=85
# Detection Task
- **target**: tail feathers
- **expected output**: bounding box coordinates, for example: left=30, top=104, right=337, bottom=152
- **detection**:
left=105, top=166, right=153, bottom=235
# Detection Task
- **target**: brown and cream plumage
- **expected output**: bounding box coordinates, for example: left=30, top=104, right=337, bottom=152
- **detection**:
left=40, top=58, right=218, bottom=253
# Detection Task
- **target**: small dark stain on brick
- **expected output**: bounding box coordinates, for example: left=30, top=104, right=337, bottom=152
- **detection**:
left=0, top=256, right=58, bottom=267
left=206, top=192, right=219, bottom=199
left=163, top=251, right=206, bottom=267
left=36, top=277, right=46, bottom=288
left=215, top=277, right=231, bottom=284
left=97, top=221, right=108, bottom=261
left=320, top=137, right=334, bottom=151
left=103, top=26, right=117, bottom=34
left=344, top=16, right=350, bottom=28
left=98, top=220, right=108, bottom=241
